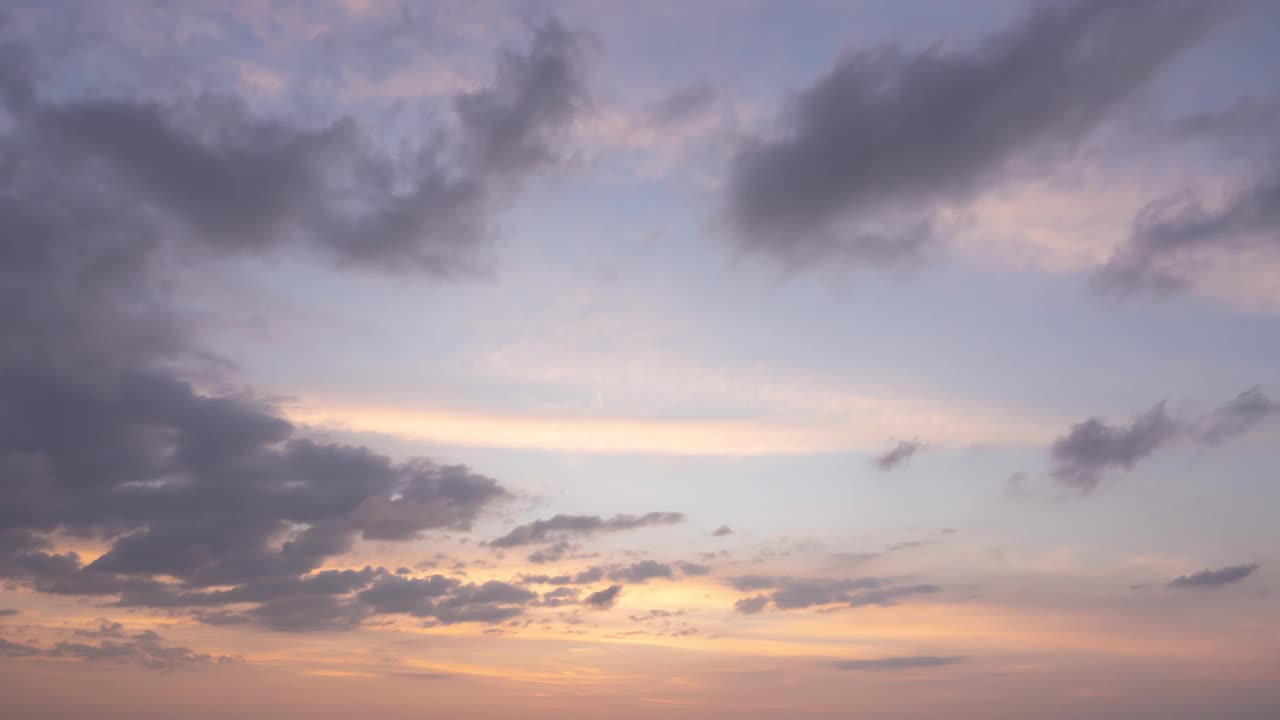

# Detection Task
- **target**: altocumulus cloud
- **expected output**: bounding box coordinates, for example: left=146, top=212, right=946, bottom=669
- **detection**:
left=724, top=0, right=1222, bottom=268
left=0, top=19, right=589, bottom=634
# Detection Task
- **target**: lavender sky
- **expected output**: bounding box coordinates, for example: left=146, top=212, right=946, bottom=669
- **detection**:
left=1, top=1, right=1278, bottom=718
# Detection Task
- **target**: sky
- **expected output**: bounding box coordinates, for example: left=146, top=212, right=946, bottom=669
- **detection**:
left=1, top=0, right=1278, bottom=717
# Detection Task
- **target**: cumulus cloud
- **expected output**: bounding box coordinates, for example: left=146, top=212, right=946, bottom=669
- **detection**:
left=725, top=0, right=1222, bottom=267
left=1044, top=387, right=1280, bottom=493
left=583, top=585, right=622, bottom=610
left=874, top=440, right=924, bottom=471
left=1049, top=402, right=1180, bottom=493
left=831, top=656, right=964, bottom=671
left=1, top=19, right=586, bottom=274
left=711, top=525, right=734, bottom=537
left=1168, top=563, right=1260, bottom=589
left=489, top=512, right=685, bottom=547
left=0, top=19, right=594, bottom=633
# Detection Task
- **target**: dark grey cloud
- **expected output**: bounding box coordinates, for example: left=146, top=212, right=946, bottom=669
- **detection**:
left=711, top=525, right=734, bottom=537
left=194, top=611, right=253, bottom=627
left=608, top=560, right=674, bottom=584
left=1196, top=387, right=1280, bottom=445
left=1096, top=165, right=1280, bottom=296
left=1168, top=563, right=1260, bottom=589
left=2, top=19, right=585, bottom=275
left=725, top=0, right=1222, bottom=267
left=50, top=629, right=240, bottom=671
left=583, top=585, right=622, bottom=610
left=489, top=512, right=684, bottom=548
left=540, top=587, right=580, bottom=608
left=0, top=636, right=40, bottom=658
left=734, top=596, right=769, bottom=615
left=831, top=656, right=964, bottom=672
left=351, top=574, right=536, bottom=629
left=728, top=575, right=939, bottom=613
left=0, top=21, right=601, bottom=633
left=1, top=622, right=237, bottom=669
left=454, top=18, right=587, bottom=177
left=526, top=538, right=575, bottom=564
left=0, top=608, right=18, bottom=617
left=74, top=619, right=124, bottom=638
left=874, top=440, right=924, bottom=471
left=1049, top=401, right=1181, bottom=493
left=1045, top=387, right=1279, bottom=493
left=675, top=561, right=712, bottom=577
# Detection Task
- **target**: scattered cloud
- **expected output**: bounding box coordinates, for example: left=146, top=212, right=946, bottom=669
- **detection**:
left=1168, top=563, right=1260, bottom=589
left=583, top=585, right=622, bottom=610
left=831, top=655, right=964, bottom=672
left=725, top=0, right=1222, bottom=268
left=1046, top=387, right=1280, bottom=493
left=874, top=440, right=924, bottom=471
left=489, top=512, right=685, bottom=548
left=728, top=575, right=939, bottom=613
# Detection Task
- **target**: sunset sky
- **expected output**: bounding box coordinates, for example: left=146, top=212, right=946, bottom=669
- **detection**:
left=1, top=1, right=1278, bottom=718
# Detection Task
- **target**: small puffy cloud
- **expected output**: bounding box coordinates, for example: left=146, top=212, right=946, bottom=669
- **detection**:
left=583, top=585, right=622, bottom=610
left=874, top=440, right=924, bottom=471
left=1044, top=387, right=1280, bottom=494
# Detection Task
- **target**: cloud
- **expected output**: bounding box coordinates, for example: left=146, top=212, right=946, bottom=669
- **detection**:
left=453, top=18, right=588, bottom=177
left=1046, top=387, right=1280, bottom=493
left=724, top=0, right=1221, bottom=267
left=711, top=525, right=734, bottom=537
left=0, top=609, right=18, bottom=617
left=0, top=637, right=40, bottom=658
left=874, top=440, right=924, bottom=471
left=0, top=19, right=600, bottom=634
left=583, top=585, right=622, bottom=610
left=540, top=587, right=580, bottom=607
left=727, top=575, right=939, bottom=612
left=1049, top=402, right=1180, bottom=493
left=1168, top=563, right=1260, bottom=589
left=3, top=18, right=586, bottom=275
left=1196, top=387, right=1280, bottom=445
left=831, top=656, right=964, bottom=672
left=647, top=83, right=717, bottom=127
left=353, top=575, right=536, bottom=629
left=608, top=560, right=674, bottom=584
left=2, top=622, right=237, bottom=669
left=489, top=512, right=685, bottom=547
left=675, top=561, right=712, bottom=577
left=1097, top=165, right=1280, bottom=297
left=734, top=596, right=769, bottom=615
